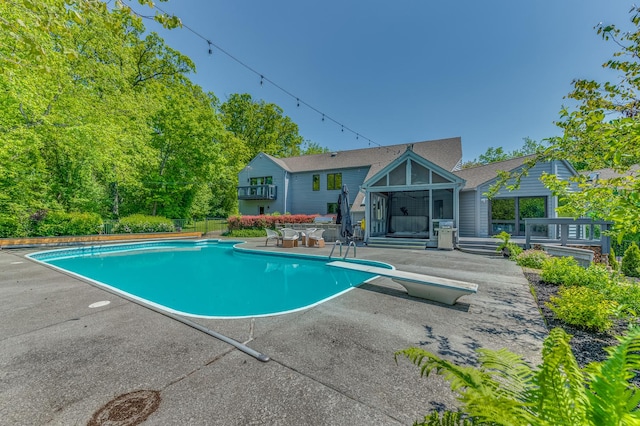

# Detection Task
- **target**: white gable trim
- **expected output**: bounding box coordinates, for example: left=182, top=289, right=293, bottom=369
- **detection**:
left=362, top=147, right=465, bottom=190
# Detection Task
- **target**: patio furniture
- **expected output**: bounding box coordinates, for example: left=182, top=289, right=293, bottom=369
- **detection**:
left=280, top=228, right=300, bottom=248
left=299, top=227, right=317, bottom=246
left=307, top=228, right=325, bottom=248
left=265, top=228, right=282, bottom=246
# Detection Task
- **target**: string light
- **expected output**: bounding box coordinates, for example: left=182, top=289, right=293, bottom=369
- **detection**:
left=150, top=4, right=387, bottom=150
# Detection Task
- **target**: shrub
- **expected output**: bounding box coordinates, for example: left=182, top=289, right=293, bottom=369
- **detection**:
left=397, top=327, right=640, bottom=425
left=581, top=263, right=615, bottom=290
left=112, top=214, right=175, bottom=233
left=546, top=286, right=618, bottom=332
left=223, top=229, right=267, bottom=238
left=609, top=247, right=619, bottom=272
left=0, top=215, right=26, bottom=238
left=622, top=242, right=640, bottom=278
left=540, top=256, right=581, bottom=285
left=28, top=210, right=102, bottom=236
left=515, top=249, right=550, bottom=269
left=66, top=212, right=103, bottom=235
left=226, top=214, right=317, bottom=231
left=493, top=231, right=522, bottom=259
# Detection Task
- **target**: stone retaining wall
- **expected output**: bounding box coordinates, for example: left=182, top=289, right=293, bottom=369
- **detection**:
left=0, top=232, right=203, bottom=248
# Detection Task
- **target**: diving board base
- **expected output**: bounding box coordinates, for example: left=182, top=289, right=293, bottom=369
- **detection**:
left=326, top=261, right=477, bottom=305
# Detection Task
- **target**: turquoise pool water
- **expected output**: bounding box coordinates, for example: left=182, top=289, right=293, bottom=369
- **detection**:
left=29, top=241, right=387, bottom=318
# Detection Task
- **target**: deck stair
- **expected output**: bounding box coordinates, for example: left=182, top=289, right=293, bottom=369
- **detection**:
left=366, top=237, right=428, bottom=250
left=456, top=238, right=525, bottom=257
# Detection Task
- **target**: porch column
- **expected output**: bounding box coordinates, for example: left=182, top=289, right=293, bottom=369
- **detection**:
left=364, top=190, right=370, bottom=241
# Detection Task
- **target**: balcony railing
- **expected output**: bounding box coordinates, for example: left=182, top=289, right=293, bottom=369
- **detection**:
left=237, top=184, right=277, bottom=200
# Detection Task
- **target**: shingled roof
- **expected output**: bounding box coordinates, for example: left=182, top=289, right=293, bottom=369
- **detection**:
left=264, top=137, right=463, bottom=182
left=454, top=155, right=536, bottom=190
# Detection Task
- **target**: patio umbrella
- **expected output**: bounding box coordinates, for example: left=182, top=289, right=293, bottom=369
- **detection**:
left=339, top=184, right=353, bottom=240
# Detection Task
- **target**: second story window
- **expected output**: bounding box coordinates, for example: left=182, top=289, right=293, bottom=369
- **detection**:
left=249, top=176, right=272, bottom=195
left=327, top=173, right=342, bottom=190
left=312, top=174, right=320, bottom=191
left=250, top=176, right=272, bottom=185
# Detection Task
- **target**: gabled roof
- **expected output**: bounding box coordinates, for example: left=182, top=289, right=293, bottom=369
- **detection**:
left=362, top=146, right=465, bottom=189
left=454, top=155, right=536, bottom=190
left=267, top=137, right=462, bottom=180
left=581, top=165, right=640, bottom=180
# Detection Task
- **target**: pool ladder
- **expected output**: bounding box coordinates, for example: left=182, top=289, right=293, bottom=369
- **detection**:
left=329, top=239, right=357, bottom=259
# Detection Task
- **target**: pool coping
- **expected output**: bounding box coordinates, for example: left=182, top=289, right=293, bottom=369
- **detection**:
left=0, top=231, right=203, bottom=248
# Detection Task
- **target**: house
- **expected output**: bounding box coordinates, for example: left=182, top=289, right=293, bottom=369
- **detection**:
left=237, top=137, right=578, bottom=247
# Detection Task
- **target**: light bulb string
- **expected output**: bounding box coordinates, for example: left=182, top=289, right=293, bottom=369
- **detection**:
left=148, top=4, right=386, bottom=150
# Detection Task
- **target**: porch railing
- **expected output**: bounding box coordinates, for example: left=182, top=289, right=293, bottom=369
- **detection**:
left=523, top=218, right=613, bottom=254
left=237, top=184, right=277, bottom=200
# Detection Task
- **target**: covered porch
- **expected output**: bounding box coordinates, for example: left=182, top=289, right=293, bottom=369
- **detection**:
left=360, top=147, right=465, bottom=248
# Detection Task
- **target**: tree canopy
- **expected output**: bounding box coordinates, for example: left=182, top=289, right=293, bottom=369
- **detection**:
left=1, top=0, right=230, bottom=226
left=219, top=93, right=309, bottom=162
left=461, top=137, right=545, bottom=169
left=489, top=7, right=640, bottom=239
left=0, top=0, right=318, bottom=235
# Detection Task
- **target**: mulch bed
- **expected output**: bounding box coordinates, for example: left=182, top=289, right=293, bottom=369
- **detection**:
left=524, top=270, right=628, bottom=367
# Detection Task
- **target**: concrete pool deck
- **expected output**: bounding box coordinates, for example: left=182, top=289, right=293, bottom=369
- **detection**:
left=0, top=238, right=548, bottom=425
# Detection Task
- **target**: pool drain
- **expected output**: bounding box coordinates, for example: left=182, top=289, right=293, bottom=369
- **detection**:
left=88, top=389, right=161, bottom=426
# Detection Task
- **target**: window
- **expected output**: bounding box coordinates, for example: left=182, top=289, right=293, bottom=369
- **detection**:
left=249, top=176, right=273, bottom=185
left=249, top=176, right=272, bottom=196
left=327, top=173, right=342, bottom=190
left=312, top=174, right=320, bottom=191
left=327, top=203, right=339, bottom=214
left=389, top=162, right=406, bottom=185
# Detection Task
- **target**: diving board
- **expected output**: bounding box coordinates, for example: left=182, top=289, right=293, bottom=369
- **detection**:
left=326, top=261, right=478, bottom=305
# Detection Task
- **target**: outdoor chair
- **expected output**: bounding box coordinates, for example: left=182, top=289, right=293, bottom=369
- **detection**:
left=307, top=228, right=325, bottom=248
left=298, top=227, right=317, bottom=246
left=265, top=228, right=282, bottom=246
left=280, top=228, right=300, bottom=248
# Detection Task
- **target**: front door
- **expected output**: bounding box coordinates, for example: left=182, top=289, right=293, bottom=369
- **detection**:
left=370, top=193, right=388, bottom=237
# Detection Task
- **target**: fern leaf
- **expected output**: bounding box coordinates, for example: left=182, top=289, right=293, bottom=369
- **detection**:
left=584, top=327, right=640, bottom=425
left=415, top=410, right=474, bottom=426
left=396, top=347, right=492, bottom=393
left=476, top=347, right=536, bottom=399
left=397, top=347, right=535, bottom=425
left=531, top=328, right=589, bottom=425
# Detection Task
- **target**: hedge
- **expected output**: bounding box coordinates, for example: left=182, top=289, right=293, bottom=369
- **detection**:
left=227, top=214, right=318, bottom=231
left=112, top=214, right=175, bottom=233
left=28, top=210, right=103, bottom=237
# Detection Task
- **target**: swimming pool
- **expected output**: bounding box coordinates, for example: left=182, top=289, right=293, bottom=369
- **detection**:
left=28, top=240, right=390, bottom=318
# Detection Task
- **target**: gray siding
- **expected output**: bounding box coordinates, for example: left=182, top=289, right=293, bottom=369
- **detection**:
left=458, top=191, right=476, bottom=237
left=289, top=167, right=369, bottom=215
left=474, top=161, right=569, bottom=237
left=238, top=154, right=287, bottom=215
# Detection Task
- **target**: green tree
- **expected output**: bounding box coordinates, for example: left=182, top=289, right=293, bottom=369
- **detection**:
left=622, top=242, right=640, bottom=278
left=461, top=137, right=545, bottom=169
left=301, top=140, right=329, bottom=155
left=488, top=8, right=640, bottom=239
left=219, top=93, right=306, bottom=162
left=0, top=0, right=240, bottom=230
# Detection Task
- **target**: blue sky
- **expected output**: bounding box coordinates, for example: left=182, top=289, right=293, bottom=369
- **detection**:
left=136, top=1, right=632, bottom=161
